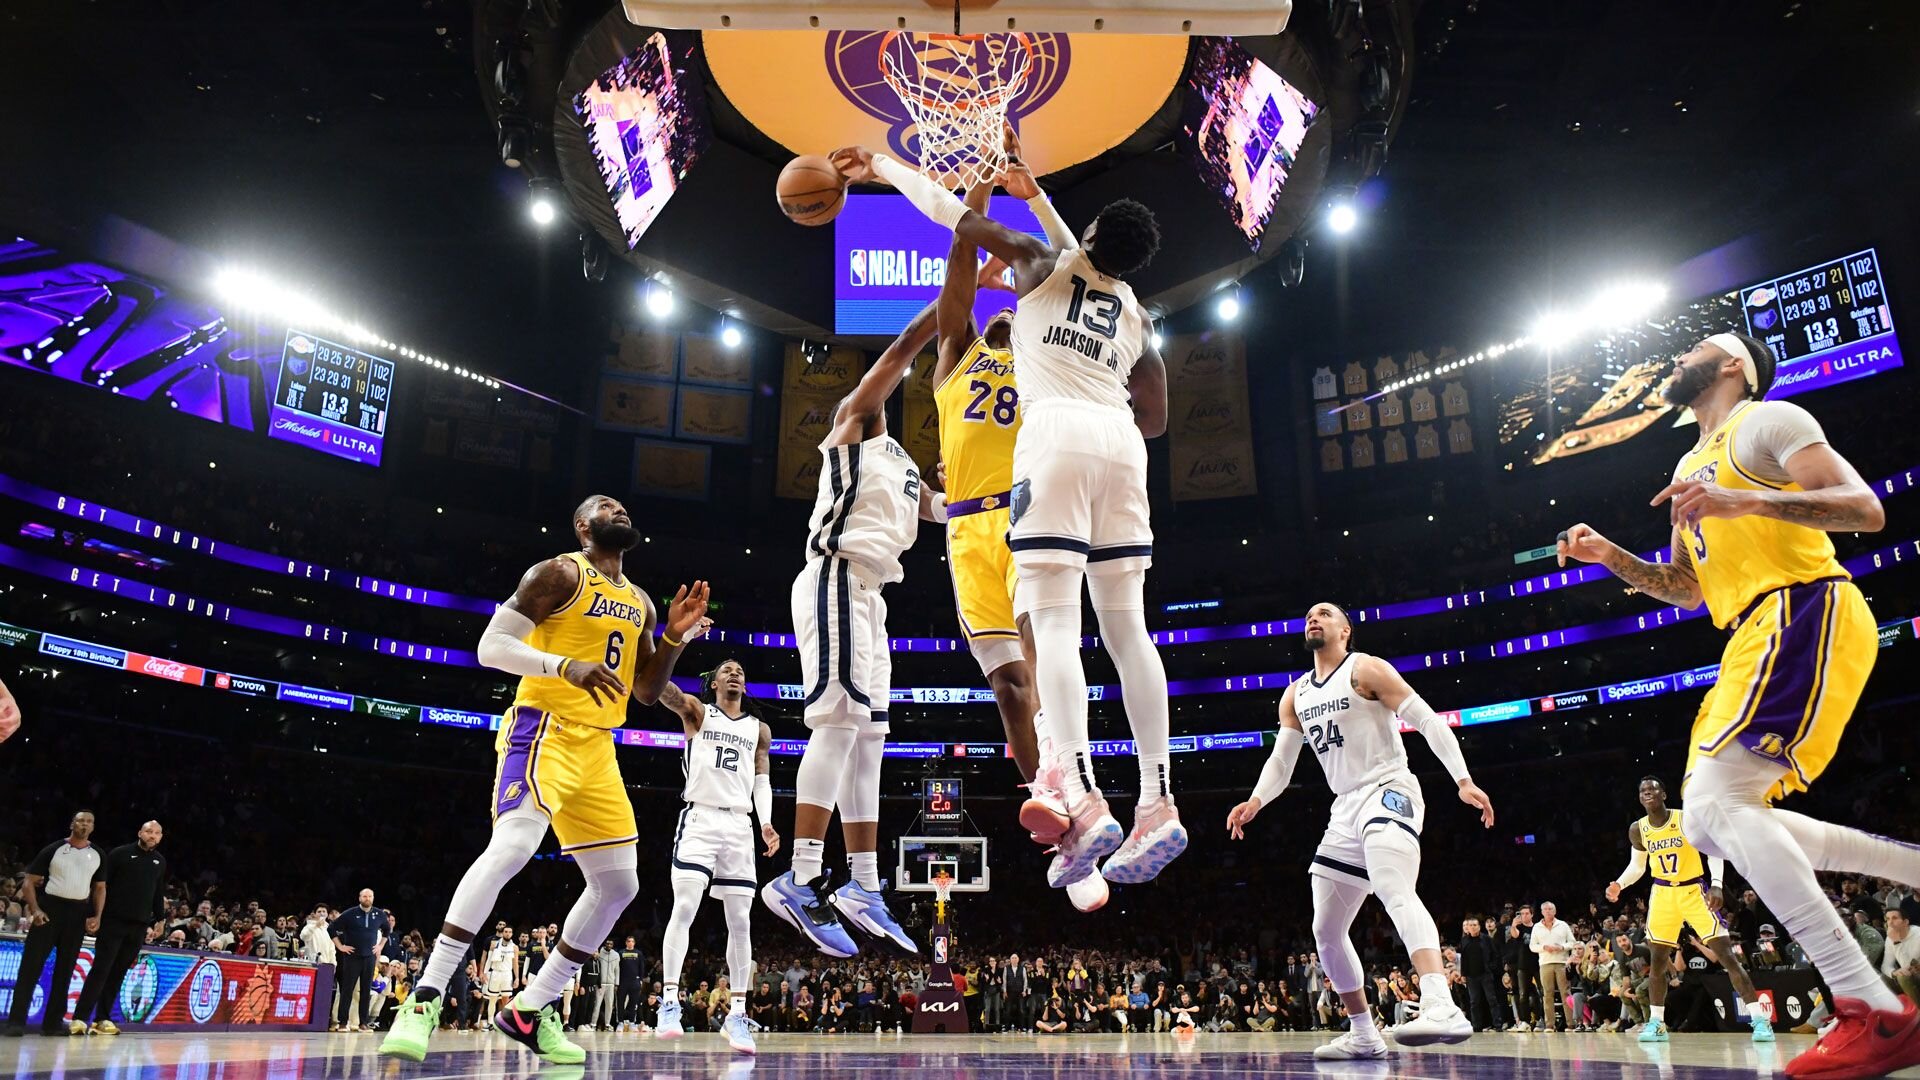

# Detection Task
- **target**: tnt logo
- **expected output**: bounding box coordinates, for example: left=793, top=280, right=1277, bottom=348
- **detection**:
left=1756, top=733, right=1787, bottom=757
left=850, top=249, right=867, bottom=287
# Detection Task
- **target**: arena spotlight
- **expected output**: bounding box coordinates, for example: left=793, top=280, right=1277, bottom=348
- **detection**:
left=1215, top=288, right=1242, bottom=323
left=1327, top=201, right=1359, bottom=235
left=721, top=319, right=743, bottom=349
left=644, top=280, right=675, bottom=320
left=1531, top=280, right=1668, bottom=350
left=496, top=116, right=530, bottom=169
left=527, top=178, right=563, bottom=227
left=1150, top=320, right=1164, bottom=350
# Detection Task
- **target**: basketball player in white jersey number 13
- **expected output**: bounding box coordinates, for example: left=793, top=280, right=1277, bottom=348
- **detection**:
left=835, top=129, right=1183, bottom=893
left=762, top=299, right=936, bottom=960
left=1227, top=603, right=1494, bottom=1060
left=652, top=660, right=775, bottom=1054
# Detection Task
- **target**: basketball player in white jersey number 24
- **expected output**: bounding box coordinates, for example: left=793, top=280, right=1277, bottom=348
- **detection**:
left=834, top=129, right=1183, bottom=894
left=1227, top=603, right=1494, bottom=1060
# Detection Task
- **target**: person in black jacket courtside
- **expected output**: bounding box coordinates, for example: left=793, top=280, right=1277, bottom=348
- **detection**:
left=1457, top=916, right=1503, bottom=1031
left=71, top=820, right=169, bottom=1035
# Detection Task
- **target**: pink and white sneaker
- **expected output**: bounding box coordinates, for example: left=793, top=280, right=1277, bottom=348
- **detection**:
left=1099, top=796, right=1188, bottom=884
left=1019, top=760, right=1072, bottom=846
left=1045, top=793, right=1123, bottom=889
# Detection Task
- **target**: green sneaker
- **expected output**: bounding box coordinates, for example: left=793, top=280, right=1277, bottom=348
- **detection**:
left=494, top=1001, right=585, bottom=1064
left=378, top=992, right=442, bottom=1062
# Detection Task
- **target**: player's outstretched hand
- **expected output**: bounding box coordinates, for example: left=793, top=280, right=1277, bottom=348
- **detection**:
left=0, top=675, right=19, bottom=743
left=1707, top=885, right=1725, bottom=914
left=1458, top=780, right=1495, bottom=828
left=762, top=823, right=782, bottom=858
left=830, top=146, right=879, bottom=184
left=977, top=253, right=1016, bottom=293
left=686, top=616, right=715, bottom=643
left=566, top=659, right=628, bottom=705
left=1225, top=797, right=1262, bottom=840
left=664, top=581, right=711, bottom=643
left=1555, top=523, right=1612, bottom=568
left=1604, top=881, right=1622, bottom=904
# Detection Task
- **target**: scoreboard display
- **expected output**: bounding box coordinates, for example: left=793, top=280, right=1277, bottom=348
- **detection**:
left=268, top=330, right=395, bottom=466
left=922, top=778, right=964, bottom=836
left=1742, top=248, right=1901, bottom=394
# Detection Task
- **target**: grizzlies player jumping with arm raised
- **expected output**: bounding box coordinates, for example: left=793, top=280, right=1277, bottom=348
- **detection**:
left=835, top=126, right=1182, bottom=895
left=1605, top=776, right=1770, bottom=1043
left=381, top=496, right=709, bottom=1065
left=653, top=660, right=775, bottom=1054
left=1560, top=332, right=1920, bottom=1079
left=762, top=302, right=934, bottom=960
left=1226, top=602, right=1493, bottom=1060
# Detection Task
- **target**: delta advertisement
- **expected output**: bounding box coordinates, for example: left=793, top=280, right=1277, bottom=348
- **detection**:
left=0, top=936, right=328, bottom=1031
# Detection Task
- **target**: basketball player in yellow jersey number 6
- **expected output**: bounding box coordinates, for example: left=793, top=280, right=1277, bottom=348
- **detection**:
left=1559, top=332, right=1920, bottom=1079
left=382, top=495, right=711, bottom=1066
left=1605, top=777, right=1770, bottom=1043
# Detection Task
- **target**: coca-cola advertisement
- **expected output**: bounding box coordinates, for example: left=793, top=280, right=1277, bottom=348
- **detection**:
left=126, top=652, right=206, bottom=686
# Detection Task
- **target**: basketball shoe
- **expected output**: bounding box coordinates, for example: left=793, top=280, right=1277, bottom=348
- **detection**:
left=1391, top=1001, right=1473, bottom=1046
left=493, top=1002, right=584, bottom=1064
left=1785, top=995, right=1920, bottom=1079
left=1751, top=1013, right=1776, bottom=1042
left=722, top=1012, right=759, bottom=1054
left=762, top=871, right=858, bottom=958
left=832, top=879, right=918, bottom=954
left=378, top=991, right=442, bottom=1061
left=1045, top=792, right=1123, bottom=888
left=1638, top=1019, right=1670, bottom=1043
left=1314, top=1030, right=1389, bottom=1060
left=654, top=999, right=683, bottom=1040
left=1019, top=760, right=1072, bottom=846
left=1067, top=873, right=1109, bottom=912
left=1098, top=795, right=1188, bottom=884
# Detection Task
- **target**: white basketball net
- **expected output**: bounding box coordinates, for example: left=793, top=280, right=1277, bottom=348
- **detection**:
left=931, top=871, right=955, bottom=906
left=881, top=33, right=1035, bottom=190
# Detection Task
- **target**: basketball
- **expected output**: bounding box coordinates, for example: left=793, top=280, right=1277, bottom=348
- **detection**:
left=776, top=155, right=847, bottom=226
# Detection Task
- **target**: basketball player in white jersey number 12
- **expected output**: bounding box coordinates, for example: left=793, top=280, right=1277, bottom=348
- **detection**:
left=1227, top=603, right=1494, bottom=1060
left=835, top=128, right=1184, bottom=893
left=653, top=660, right=775, bottom=1054
left=762, top=299, right=936, bottom=960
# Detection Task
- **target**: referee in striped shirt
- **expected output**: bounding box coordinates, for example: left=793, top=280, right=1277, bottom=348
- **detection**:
left=3, top=811, right=103, bottom=1037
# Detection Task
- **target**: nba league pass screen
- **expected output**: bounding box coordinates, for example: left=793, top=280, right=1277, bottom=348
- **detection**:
left=574, top=32, right=711, bottom=250
left=834, top=194, right=1047, bottom=336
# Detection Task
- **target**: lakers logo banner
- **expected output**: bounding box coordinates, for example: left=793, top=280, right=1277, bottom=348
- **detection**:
left=679, top=333, right=753, bottom=388
left=1166, top=332, right=1257, bottom=501
left=632, top=438, right=711, bottom=501
left=776, top=343, right=866, bottom=499
left=675, top=385, right=752, bottom=444
left=608, top=325, right=678, bottom=380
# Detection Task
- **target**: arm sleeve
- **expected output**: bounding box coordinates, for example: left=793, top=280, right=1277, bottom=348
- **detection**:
left=1397, top=693, right=1472, bottom=783
left=1615, top=847, right=1647, bottom=889
left=477, top=606, right=571, bottom=678
left=1708, top=856, right=1725, bottom=888
left=1737, top=400, right=1828, bottom=483
left=753, top=773, right=774, bottom=824
left=872, top=154, right=970, bottom=231
left=1250, top=727, right=1303, bottom=805
left=1026, top=193, right=1078, bottom=250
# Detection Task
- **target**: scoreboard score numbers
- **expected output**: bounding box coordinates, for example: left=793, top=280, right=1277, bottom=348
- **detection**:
left=923, top=778, right=964, bottom=836
left=268, top=331, right=396, bottom=466
left=1743, top=248, right=1901, bottom=395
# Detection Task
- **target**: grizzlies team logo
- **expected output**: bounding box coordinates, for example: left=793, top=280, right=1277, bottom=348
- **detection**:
left=1381, top=789, right=1415, bottom=818
left=1009, top=478, right=1032, bottom=527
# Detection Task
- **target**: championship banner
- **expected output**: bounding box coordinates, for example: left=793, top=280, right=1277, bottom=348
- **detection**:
left=775, top=343, right=866, bottom=499
left=0, top=934, right=328, bottom=1032
left=901, top=351, right=942, bottom=478
left=607, top=324, right=678, bottom=380
left=596, top=374, right=675, bottom=435
left=632, top=438, right=711, bottom=501
left=674, top=385, right=753, bottom=444
left=679, top=334, right=754, bottom=388
left=1166, top=332, right=1258, bottom=501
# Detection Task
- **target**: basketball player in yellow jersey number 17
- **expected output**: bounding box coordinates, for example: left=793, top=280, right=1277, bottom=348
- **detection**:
left=1605, top=776, right=1770, bottom=1043
left=382, top=495, right=711, bottom=1066
left=1559, top=332, right=1920, bottom=1079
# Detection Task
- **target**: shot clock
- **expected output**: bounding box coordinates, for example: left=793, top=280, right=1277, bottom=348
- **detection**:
left=923, top=778, right=964, bottom=836
left=267, top=330, right=396, bottom=466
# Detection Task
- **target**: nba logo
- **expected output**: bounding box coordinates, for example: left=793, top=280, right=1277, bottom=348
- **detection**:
left=850, top=249, right=867, bottom=287
left=934, top=936, right=947, bottom=964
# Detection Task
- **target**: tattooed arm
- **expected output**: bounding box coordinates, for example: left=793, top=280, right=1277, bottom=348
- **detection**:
left=1743, top=443, right=1883, bottom=532
left=1557, top=523, right=1704, bottom=610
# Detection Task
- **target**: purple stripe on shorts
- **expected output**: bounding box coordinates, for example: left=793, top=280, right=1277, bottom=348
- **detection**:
left=494, top=706, right=544, bottom=815
left=1735, top=581, right=1835, bottom=762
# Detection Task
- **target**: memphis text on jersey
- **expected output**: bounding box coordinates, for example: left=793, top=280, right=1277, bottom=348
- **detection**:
left=1299, top=696, right=1352, bottom=725
left=693, top=723, right=757, bottom=759
left=1038, top=322, right=1117, bottom=371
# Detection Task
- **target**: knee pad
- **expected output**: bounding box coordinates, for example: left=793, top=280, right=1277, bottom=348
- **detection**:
left=1310, top=875, right=1368, bottom=993
left=1016, top=563, right=1083, bottom=613
left=1364, top=827, right=1440, bottom=954
left=1086, top=563, right=1145, bottom=614
left=796, top=725, right=858, bottom=810
left=722, top=894, right=754, bottom=936
left=836, top=727, right=885, bottom=823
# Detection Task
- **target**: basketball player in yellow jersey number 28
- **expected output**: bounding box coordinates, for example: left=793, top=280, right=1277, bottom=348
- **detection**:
left=1560, top=332, right=1920, bottom=1079
left=382, top=495, right=711, bottom=1067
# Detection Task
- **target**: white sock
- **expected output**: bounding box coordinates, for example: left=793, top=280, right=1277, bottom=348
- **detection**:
left=1649, top=1005, right=1664, bottom=1022
left=1027, top=599, right=1091, bottom=796
left=1138, top=755, right=1170, bottom=802
left=664, top=984, right=679, bottom=1004
left=1349, top=1010, right=1379, bottom=1040
left=1054, top=740, right=1098, bottom=801
left=418, top=934, right=471, bottom=997
left=515, top=953, right=583, bottom=1012
left=1089, top=585, right=1171, bottom=802
left=848, top=851, right=881, bottom=892
left=730, top=993, right=747, bottom=1017
left=1418, top=972, right=1450, bottom=1007
left=1734, top=997, right=1749, bottom=1018
left=793, top=838, right=826, bottom=884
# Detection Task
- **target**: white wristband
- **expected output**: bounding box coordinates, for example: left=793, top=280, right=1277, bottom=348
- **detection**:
left=929, top=492, right=950, bottom=524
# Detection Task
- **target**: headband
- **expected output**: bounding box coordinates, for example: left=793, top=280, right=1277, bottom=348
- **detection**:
left=1705, top=332, right=1759, bottom=393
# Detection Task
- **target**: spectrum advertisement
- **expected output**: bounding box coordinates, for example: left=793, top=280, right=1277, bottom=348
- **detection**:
left=834, top=195, right=1047, bottom=336
left=0, top=936, right=328, bottom=1031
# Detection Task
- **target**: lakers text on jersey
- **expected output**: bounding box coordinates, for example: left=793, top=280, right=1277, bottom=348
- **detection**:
left=510, top=552, right=652, bottom=731
left=1293, top=652, right=1425, bottom=888
left=934, top=338, right=1022, bottom=661
left=1640, top=810, right=1729, bottom=946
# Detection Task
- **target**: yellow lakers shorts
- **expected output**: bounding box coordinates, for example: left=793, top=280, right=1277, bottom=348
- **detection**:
left=1646, top=880, right=1730, bottom=947
left=1686, top=578, right=1875, bottom=802
left=946, top=503, right=1020, bottom=649
left=493, top=707, right=637, bottom=853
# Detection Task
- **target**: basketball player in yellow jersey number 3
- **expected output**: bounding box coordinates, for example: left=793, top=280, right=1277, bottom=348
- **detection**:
left=1559, top=332, right=1920, bottom=1079
left=382, top=495, right=711, bottom=1067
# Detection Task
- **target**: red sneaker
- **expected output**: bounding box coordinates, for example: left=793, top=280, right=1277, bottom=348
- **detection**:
left=1786, top=996, right=1920, bottom=1079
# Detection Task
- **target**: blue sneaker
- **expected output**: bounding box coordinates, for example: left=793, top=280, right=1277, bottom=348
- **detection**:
left=654, top=999, right=683, bottom=1040
left=832, top=880, right=919, bottom=954
left=1750, top=1014, right=1775, bottom=1043
left=761, top=871, right=858, bottom=958
left=721, top=1012, right=759, bottom=1055
left=1638, top=1019, right=1670, bottom=1043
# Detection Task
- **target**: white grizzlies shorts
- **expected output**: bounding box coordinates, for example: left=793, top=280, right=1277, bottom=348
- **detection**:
left=791, top=556, right=892, bottom=733
left=1008, top=399, right=1154, bottom=573
left=1307, top=771, right=1427, bottom=890
left=486, top=968, right=514, bottom=995
left=670, top=804, right=758, bottom=899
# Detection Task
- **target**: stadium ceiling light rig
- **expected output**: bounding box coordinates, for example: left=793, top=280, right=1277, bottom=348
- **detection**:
left=1215, top=287, right=1242, bottom=323
left=211, top=267, right=501, bottom=390
left=528, top=177, right=564, bottom=227
left=720, top=317, right=743, bottom=349
left=1327, top=200, right=1359, bottom=235
left=644, top=280, right=676, bottom=320
left=1531, top=280, right=1670, bottom=351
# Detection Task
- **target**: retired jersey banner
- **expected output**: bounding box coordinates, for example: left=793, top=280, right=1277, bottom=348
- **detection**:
left=776, top=343, right=864, bottom=499
left=1166, top=332, right=1258, bottom=501
left=679, top=333, right=754, bottom=388
left=632, top=438, right=711, bottom=501
left=608, top=325, right=679, bottom=380
left=596, top=374, right=675, bottom=435
left=674, top=385, right=753, bottom=444
left=901, top=351, right=941, bottom=478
